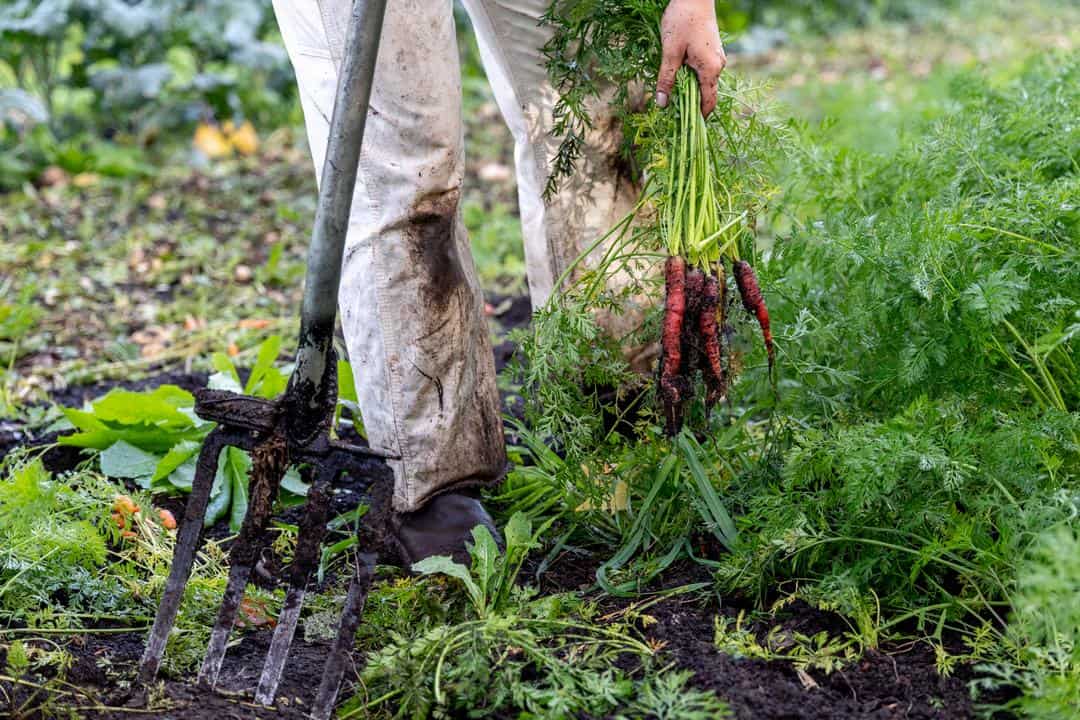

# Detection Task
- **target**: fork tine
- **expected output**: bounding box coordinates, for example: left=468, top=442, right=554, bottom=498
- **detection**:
left=198, top=436, right=287, bottom=688
left=254, top=471, right=336, bottom=705
left=311, top=551, right=377, bottom=720
left=139, top=428, right=230, bottom=682
left=197, top=558, right=255, bottom=687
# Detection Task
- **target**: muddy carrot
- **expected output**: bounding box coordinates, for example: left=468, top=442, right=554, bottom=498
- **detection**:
left=699, top=271, right=725, bottom=408
left=661, top=255, right=687, bottom=387
left=660, top=255, right=688, bottom=434
left=732, top=260, right=774, bottom=370
left=683, top=267, right=705, bottom=372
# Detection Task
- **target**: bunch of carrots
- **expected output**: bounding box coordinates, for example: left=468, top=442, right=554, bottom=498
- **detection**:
left=656, top=70, right=772, bottom=435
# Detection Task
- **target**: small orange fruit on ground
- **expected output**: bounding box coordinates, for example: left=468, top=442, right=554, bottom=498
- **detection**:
left=113, top=495, right=140, bottom=515
left=158, top=509, right=178, bottom=530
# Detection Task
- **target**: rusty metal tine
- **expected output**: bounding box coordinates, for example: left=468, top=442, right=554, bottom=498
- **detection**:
left=139, top=428, right=230, bottom=682
left=310, top=552, right=377, bottom=720
left=254, top=470, right=337, bottom=705
left=254, top=586, right=305, bottom=705
left=196, top=560, right=254, bottom=687
left=198, top=438, right=287, bottom=688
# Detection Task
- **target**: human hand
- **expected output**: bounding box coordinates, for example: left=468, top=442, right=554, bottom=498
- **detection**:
left=655, top=0, right=727, bottom=116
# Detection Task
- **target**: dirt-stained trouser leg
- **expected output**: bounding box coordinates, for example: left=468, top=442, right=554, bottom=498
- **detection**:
left=461, top=0, right=652, bottom=370
left=273, top=0, right=505, bottom=512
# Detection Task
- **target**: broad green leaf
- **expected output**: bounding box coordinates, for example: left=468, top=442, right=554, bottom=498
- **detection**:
left=335, top=359, right=360, bottom=430
left=99, top=440, right=160, bottom=487
left=60, top=423, right=202, bottom=454
left=207, top=371, right=244, bottom=393
left=224, top=447, right=252, bottom=533
left=245, top=335, right=283, bottom=397
left=412, top=555, right=482, bottom=609
left=61, top=407, right=107, bottom=433
left=90, top=386, right=194, bottom=427
left=337, top=359, right=357, bottom=403
left=152, top=440, right=201, bottom=482
left=469, top=525, right=500, bottom=612
left=502, top=512, right=533, bottom=558
left=164, top=454, right=198, bottom=491
left=208, top=344, right=243, bottom=393
left=204, top=448, right=232, bottom=528
left=279, top=466, right=308, bottom=496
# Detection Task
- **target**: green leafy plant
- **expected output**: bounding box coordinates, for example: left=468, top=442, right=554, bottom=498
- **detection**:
left=976, top=526, right=1080, bottom=718
left=0, top=459, right=110, bottom=621
left=351, top=512, right=720, bottom=719
left=0, top=453, right=269, bottom=689
left=710, top=52, right=1079, bottom=712
left=0, top=0, right=293, bottom=135
left=55, top=336, right=324, bottom=531
left=0, top=0, right=297, bottom=188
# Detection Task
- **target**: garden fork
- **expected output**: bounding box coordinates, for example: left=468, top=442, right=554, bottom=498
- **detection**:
left=138, top=1, right=391, bottom=717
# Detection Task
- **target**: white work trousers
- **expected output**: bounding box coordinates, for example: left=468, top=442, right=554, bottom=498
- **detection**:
left=273, top=0, right=643, bottom=511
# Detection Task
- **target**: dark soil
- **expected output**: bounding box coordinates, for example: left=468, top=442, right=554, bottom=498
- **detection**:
left=645, top=592, right=974, bottom=719
left=2, top=629, right=335, bottom=719
left=540, top=557, right=979, bottom=720
left=8, top=556, right=978, bottom=720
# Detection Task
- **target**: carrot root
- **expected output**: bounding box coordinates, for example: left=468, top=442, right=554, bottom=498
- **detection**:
left=732, top=259, right=774, bottom=372
left=700, top=269, right=725, bottom=411
left=660, top=256, right=689, bottom=435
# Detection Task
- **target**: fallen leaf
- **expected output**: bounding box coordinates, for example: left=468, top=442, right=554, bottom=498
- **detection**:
left=235, top=596, right=276, bottom=628
left=610, top=479, right=629, bottom=512
left=72, top=172, right=100, bottom=188
left=146, top=193, right=168, bottom=211
left=194, top=123, right=232, bottom=159
left=237, top=318, right=272, bottom=330
left=227, top=342, right=240, bottom=357
left=226, top=120, right=259, bottom=156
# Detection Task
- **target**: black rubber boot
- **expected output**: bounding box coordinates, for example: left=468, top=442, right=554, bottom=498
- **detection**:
left=390, top=493, right=501, bottom=567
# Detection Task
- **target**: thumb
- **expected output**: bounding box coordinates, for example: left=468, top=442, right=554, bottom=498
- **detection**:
left=656, top=38, right=686, bottom=108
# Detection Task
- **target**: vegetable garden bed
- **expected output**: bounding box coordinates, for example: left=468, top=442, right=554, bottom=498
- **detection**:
left=1, top=377, right=981, bottom=719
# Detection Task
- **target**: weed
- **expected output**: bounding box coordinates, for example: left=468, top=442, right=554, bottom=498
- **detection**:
left=348, top=512, right=721, bottom=719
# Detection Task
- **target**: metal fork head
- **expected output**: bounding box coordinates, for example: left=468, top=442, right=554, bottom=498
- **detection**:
left=137, top=385, right=393, bottom=719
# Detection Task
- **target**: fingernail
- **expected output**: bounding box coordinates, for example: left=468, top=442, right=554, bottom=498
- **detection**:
left=655, top=91, right=668, bottom=107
